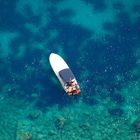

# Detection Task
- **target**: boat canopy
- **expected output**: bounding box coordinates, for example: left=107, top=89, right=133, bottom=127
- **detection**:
left=59, top=68, right=75, bottom=83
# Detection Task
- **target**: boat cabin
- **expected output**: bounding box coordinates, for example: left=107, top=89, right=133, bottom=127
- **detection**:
left=59, top=68, right=80, bottom=96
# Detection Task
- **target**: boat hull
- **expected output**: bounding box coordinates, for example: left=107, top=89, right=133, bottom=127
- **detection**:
left=49, top=53, right=80, bottom=95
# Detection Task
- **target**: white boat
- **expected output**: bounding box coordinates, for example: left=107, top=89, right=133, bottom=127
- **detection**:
left=49, top=53, right=80, bottom=96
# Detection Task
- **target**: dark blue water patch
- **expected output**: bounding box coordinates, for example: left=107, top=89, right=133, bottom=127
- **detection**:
left=58, top=9, right=75, bottom=18
left=133, top=4, right=140, bottom=13
left=21, top=4, right=42, bottom=24
left=82, top=40, right=107, bottom=70
left=23, top=48, right=42, bottom=65
left=34, top=85, right=75, bottom=111
left=0, top=48, right=46, bottom=100
left=104, top=11, right=140, bottom=44
left=10, top=28, right=38, bottom=55
left=0, top=64, right=13, bottom=84
left=83, top=97, right=98, bottom=106
left=0, top=0, right=46, bottom=42
left=0, top=0, right=26, bottom=31
left=36, top=68, right=56, bottom=88
left=110, top=93, right=125, bottom=104
left=115, top=13, right=134, bottom=34
left=47, top=5, right=92, bottom=41
left=46, top=0, right=65, bottom=4
left=94, top=85, right=111, bottom=99
left=80, top=10, right=138, bottom=98
left=112, top=2, right=124, bottom=11
left=104, top=20, right=137, bottom=71
left=10, top=36, right=29, bottom=55
left=54, top=22, right=92, bottom=68
left=46, top=5, right=91, bottom=63
left=46, top=10, right=92, bottom=78
left=103, top=22, right=115, bottom=32
left=81, top=0, right=107, bottom=12
left=48, top=17, right=92, bottom=44
left=37, top=6, right=76, bottom=43
left=132, top=18, right=140, bottom=43
left=9, top=47, right=42, bottom=73
left=0, top=0, right=17, bottom=12
left=108, top=108, right=124, bottom=117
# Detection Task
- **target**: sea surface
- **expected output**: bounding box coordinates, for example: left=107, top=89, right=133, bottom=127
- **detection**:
left=0, top=0, right=140, bottom=139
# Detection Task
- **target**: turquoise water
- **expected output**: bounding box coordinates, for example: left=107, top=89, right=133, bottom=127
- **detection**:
left=0, top=0, right=140, bottom=139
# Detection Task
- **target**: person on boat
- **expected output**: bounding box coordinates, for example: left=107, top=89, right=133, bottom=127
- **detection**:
left=65, top=81, right=73, bottom=91
left=66, top=81, right=72, bottom=86
left=71, top=82, right=77, bottom=90
left=65, top=80, right=79, bottom=96
left=66, top=80, right=76, bottom=88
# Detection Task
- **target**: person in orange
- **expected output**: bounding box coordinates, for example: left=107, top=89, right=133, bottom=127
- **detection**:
left=65, top=80, right=80, bottom=96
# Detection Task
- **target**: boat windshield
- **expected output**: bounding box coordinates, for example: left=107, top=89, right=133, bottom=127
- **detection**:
left=59, top=68, right=75, bottom=84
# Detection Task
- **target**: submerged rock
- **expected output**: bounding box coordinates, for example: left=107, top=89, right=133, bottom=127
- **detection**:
left=79, top=122, right=91, bottom=130
left=16, top=131, right=32, bottom=140
left=55, top=117, right=66, bottom=129
left=28, top=110, right=41, bottom=120
left=111, top=94, right=125, bottom=104
left=16, top=120, right=33, bottom=140
left=48, top=130, right=57, bottom=136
